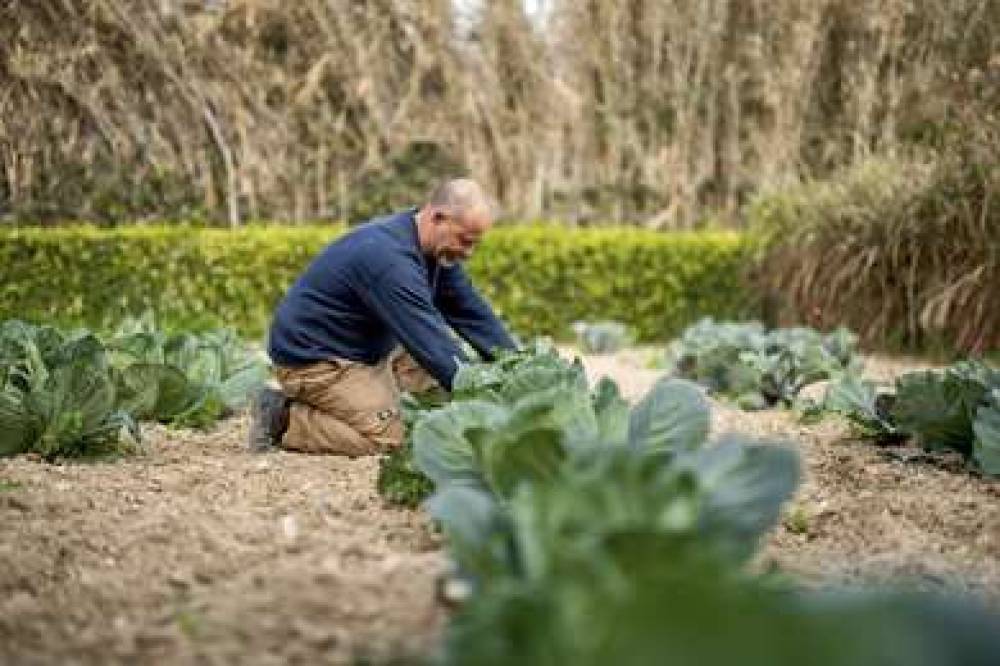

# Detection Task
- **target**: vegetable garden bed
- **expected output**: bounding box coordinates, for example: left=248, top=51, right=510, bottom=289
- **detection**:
left=1, top=348, right=997, bottom=663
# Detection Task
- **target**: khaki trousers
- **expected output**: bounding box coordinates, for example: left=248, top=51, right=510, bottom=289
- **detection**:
left=275, top=350, right=438, bottom=456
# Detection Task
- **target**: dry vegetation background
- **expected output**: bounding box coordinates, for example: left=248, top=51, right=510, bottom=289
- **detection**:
left=2, top=0, right=998, bottom=226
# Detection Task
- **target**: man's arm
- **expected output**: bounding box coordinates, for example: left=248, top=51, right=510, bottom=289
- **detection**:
left=435, top=266, right=517, bottom=361
left=361, top=264, right=470, bottom=392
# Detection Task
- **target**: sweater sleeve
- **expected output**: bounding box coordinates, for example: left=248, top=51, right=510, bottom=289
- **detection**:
left=435, top=266, right=518, bottom=361
left=361, top=261, right=470, bottom=391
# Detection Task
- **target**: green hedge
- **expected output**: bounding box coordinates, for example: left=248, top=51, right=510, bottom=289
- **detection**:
left=0, top=225, right=753, bottom=342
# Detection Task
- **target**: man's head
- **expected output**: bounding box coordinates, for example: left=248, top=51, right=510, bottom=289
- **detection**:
left=417, top=178, right=494, bottom=267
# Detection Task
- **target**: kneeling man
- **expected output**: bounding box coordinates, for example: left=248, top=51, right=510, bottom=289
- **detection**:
left=248, top=178, right=517, bottom=455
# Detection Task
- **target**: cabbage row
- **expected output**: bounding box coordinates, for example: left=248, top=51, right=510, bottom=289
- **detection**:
left=666, top=318, right=859, bottom=409
left=0, top=317, right=268, bottom=460
left=825, top=361, right=1000, bottom=476
left=391, top=343, right=999, bottom=665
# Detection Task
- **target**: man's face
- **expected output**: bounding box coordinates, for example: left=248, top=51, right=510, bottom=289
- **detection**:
left=435, top=208, right=490, bottom=267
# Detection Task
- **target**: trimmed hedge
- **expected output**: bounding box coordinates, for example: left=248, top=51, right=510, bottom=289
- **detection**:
left=469, top=227, right=753, bottom=341
left=0, top=225, right=754, bottom=342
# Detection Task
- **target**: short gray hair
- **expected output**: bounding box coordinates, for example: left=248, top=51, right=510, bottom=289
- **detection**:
left=428, top=178, right=495, bottom=218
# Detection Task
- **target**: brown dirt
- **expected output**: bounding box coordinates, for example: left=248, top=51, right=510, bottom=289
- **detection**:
left=1, top=349, right=998, bottom=664
left=0, top=424, right=445, bottom=665
left=576, top=349, right=1000, bottom=605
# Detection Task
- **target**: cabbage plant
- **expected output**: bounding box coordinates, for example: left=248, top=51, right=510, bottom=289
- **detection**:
left=667, top=319, right=860, bottom=409
left=108, top=316, right=269, bottom=428
left=571, top=320, right=632, bottom=354
left=824, top=360, right=1000, bottom=475
left=0, top=321, right=139, bottom=459
left=376, top=391, right=446, bottom=508
left=443, top=532, right=1000, bottom=666
left=0, top=317, right=269, bottom=459
left=378, top=343, right=586, bottom=507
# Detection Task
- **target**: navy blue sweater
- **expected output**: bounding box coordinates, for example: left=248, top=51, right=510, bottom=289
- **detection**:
left=267, top=209, right=516, bottom=390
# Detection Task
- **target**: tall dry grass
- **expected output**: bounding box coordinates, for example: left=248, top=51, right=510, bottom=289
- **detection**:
left=1, top=0, right=998, bottom=225
left=748, top=123, right=999, bottom=353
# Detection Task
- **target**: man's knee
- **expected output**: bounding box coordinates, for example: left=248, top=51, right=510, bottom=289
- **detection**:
left=391, top=350, right=441, bottom=395
left=275, top=358, right=404, bottom=455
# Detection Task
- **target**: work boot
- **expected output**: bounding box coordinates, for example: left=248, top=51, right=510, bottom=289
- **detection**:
left=247, top=386, right=290, bottom=452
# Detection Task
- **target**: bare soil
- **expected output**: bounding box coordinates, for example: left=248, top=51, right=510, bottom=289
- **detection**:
left=0, top=426, right=445, bottom=665
left=2, top=350, right=998, bottom=664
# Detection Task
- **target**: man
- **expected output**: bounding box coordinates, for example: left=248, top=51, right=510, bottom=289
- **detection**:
left=248, top=178, right=517, bottom=455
